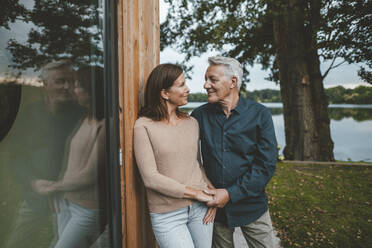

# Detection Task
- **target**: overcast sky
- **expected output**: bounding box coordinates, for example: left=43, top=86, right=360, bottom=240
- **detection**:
left=159, top=0, right=369, bottom=93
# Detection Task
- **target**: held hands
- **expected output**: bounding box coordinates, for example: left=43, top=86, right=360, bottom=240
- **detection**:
left=184, top=185, right=229, bottom=224
left=31, top=179, right=57, bottom=195
left=184, top=186, right=213, bottom=202
left=204, top=188, right=230, bottom=208
left=194, top=188, right=214, bottom=202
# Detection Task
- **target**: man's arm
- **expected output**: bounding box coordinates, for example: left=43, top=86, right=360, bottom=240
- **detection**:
left=225, top=107, right=277, bottom=204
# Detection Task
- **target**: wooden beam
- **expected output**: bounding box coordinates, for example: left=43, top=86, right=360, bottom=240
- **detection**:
left=117, top=0, right=159, bottom=247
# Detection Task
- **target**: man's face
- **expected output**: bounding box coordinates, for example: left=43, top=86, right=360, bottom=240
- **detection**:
left=44, top=67, right=75, bottom=105
left=204, top=64, right=234, bottom=104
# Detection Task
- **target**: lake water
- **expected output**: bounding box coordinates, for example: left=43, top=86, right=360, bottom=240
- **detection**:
left=183, top=102, right=372, bottom=162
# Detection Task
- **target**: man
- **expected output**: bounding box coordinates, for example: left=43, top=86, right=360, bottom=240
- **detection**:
left=5, top=60, right=83, bottom=247
left=191, top=56, right=280, bottom=248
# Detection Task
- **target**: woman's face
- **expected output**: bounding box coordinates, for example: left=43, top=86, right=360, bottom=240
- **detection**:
left=164, top=73, right=190, bottom=107
left=74, top=80, right=91, bottom=107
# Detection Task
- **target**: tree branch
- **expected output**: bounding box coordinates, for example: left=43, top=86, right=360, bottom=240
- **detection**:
left=321, top=52, right=346, bottom=79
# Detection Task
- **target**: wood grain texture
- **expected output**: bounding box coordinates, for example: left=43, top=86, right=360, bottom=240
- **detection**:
left=117, top=0, right=159, bottom=247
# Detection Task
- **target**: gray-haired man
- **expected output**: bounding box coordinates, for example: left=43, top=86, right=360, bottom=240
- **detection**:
left=192, top=56, right=280, bottom=247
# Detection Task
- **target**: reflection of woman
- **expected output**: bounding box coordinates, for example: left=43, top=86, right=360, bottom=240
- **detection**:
left=32, top=66, right=106, bottom=248
left=133, top=64, right=216, bottom=248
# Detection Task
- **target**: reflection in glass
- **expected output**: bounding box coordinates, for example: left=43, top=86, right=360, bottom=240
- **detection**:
left=328, top=108, right=372, bottom=122
left=0, top=1, right=112, bottom=247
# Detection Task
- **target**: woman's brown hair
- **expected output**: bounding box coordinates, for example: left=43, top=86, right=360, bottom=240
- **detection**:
left=139, top=63, right=188, bottom=121
left=76, top=65, right=104, bottom=120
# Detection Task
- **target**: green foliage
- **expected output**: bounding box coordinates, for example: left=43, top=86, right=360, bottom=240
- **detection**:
left=325, top=85, right=372, bottom=104
left=188, top=85, right=372, bottom=104
left=245, top=89, right=281, bottom=102
left=187, top=92, right=208, bottom=102
left=161, top=0, right=371, bottom=85
left=0, top=0, right=27, bottom=30
left=317, top=1, right=372, bottom=82
left=4, top=0, right=103, bottom=71
left=187, top=90, right=281, bottom=103
left=267, top=163, right=372, bottom=247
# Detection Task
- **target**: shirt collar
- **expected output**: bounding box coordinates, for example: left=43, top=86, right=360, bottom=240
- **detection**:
left=211, top=96, right=244, bottom=115
left=232, top=96, right=244, bottom=115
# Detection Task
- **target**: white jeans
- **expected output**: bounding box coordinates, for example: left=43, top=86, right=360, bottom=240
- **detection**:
left=53, top=199, right=104, bottom=248
left=150, top=201, right=213, bottom=248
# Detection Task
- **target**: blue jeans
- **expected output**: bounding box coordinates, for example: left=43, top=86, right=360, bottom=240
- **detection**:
left=53, top=199, right=104, bottom=248
left=150, top=202, right=213, bottom=248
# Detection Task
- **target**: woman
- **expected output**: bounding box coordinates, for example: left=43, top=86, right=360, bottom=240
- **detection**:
left=134, top=64, right=216, bottom=248
left=32, top=66, right=107, bottom=248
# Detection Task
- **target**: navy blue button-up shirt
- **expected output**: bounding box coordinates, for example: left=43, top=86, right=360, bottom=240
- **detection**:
left=191, top=97, right=277, bottom=228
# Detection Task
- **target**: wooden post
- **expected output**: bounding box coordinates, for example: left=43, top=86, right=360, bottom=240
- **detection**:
left=117, top=0, right=159, bottom=247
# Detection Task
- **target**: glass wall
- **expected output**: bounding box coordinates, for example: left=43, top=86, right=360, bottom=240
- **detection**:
left=0, top=0, right=120, bottom=247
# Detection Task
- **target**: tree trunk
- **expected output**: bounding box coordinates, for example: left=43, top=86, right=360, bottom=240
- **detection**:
left=272, top=0, right=334, bottom=161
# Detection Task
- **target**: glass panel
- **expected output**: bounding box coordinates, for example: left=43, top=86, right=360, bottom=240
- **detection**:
left=0, top=0, right=115, bottom=247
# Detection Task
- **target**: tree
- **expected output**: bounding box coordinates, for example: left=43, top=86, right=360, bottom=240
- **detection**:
left=4, top=0, right=103, bottom=71
left=0, top=0, right=27, bottom=29
left=161, top=0, right=371, bottom=161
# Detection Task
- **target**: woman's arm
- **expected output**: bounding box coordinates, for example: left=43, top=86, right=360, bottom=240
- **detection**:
left=134, top=121, right=212, bottom=201
left=32, top=122, right=105, bottom=194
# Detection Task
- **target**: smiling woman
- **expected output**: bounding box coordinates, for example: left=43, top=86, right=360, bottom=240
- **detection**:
left=134, top=63, right=215, bottom=248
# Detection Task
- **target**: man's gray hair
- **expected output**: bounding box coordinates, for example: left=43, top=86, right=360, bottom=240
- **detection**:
left=40, top=59, right=73, bottom=81
left=208, top=56, right=243, bottom=90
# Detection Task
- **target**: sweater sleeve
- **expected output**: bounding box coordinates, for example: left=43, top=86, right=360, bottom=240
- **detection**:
left=133, top=120, right=186, bottom=198
left=56, top=121, right=105, bottom=192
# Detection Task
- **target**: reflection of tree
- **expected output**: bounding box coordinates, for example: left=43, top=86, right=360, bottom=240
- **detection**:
left=6, top=0, right=102, bottom=71
left=0, top=0, right=27, bottom=29
left=328, top=108, right=372, bottom=122
left=269, top=108, right=372, bottom=121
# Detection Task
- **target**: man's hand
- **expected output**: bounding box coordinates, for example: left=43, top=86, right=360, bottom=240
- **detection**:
left=204, top=188, right=230, bottom=208
left=31, top=179, right=56, bottom=195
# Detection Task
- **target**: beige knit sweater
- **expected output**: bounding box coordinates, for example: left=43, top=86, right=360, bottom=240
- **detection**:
left=60, top=118, right=105, bottom=209
left=133, top=116, right=210, bottom=213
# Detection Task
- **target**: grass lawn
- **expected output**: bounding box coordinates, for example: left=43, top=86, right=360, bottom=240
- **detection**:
left=267, top=162, right=372, bottom=248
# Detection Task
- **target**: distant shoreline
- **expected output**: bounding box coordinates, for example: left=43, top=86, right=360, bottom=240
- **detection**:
left=187, top=85, right=372, bottom=104
left=183, top=102, right=372, bottom=109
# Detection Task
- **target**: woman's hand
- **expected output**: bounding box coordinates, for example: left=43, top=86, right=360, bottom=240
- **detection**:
left=184, top=186, right=213, bottom=202
left=203, top=207, right=217, bottom=224
left=195, top=189, right=213, bottom=202
left=31, top=179, right=57, bottom=195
